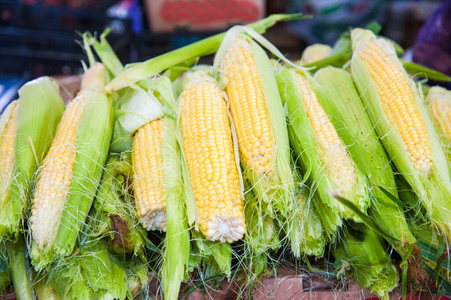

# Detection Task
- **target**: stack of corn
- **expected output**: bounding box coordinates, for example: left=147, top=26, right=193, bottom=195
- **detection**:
left=2, top=15, right=451, bottom=300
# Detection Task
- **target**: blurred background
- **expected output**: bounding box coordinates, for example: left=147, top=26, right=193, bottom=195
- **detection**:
left=0, top=0, right=449, bottom=110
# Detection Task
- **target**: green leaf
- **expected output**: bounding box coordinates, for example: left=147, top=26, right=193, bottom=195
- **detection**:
left=401, top=59, right=451, bottom=82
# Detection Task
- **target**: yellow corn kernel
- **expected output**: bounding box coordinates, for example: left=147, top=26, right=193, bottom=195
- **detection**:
left=132, top=119, right=166, bottom=231
left=428, top=86, right=451, bottom=141
left=222, top=41, right=275, bottom=175
left=0, top=102, right=19, bottom=199
left=180, top=81, right=245, bottom=243
left=30, top=95, right=86, bottom=247
left=358, top=40, right=432, bottom=173
left=296, top=73, right=357, bottom=196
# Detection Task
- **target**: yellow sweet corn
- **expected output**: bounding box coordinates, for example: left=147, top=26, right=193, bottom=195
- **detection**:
left=0, top=101, right=18, bottom=206
left=30, top=63, right=114, bottom=269
left=222, top=41, right=275, bottom=175
left=296, top=73, right=358, bottom=198
left=30, top=95, right=86, bottom=247
left=356, top=35, right=432, bottom=173
left=351, top=28, right=451, bottom=237
left=427, top=86, right=451, bottom=141
left=179, top=71, right=245, bottom=243
left=132, top=119, right=166, bottom=231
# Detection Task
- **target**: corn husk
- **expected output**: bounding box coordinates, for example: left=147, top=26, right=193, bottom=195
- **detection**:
left=0, top=78, right=65, bottom=241
left=30, top=64, right=114, bottom=269
left=334, top=226, right=399, bottom=299
left=350, top=28, right=451, bottom=238
left=49, top=241, right=129, bottom=300
left=315, top=66, right=416, bottom=253
left=275, top=67, right=369, bottom=236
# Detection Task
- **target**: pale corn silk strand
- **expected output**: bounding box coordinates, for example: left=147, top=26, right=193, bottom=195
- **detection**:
left=132, top=118, right=167, bottom=231
left=0, top=102, right=19, bottom=200
left=180, top=81, right=245, bottom=243
left=30, top=95, right=86, bottom=248
left=295, top=73, right=357, bottom=197
left=358, top=39, right=433, bottom=173
left=221, top=40, right=275, bottom=175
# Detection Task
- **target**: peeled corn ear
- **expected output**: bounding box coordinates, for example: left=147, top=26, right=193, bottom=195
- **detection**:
left=30, top=63, right=114, bottom=269
left=276, top=67, right=369, bottom=236
left=178, top=71, right=245, bottom=243
left=350, top=28, right=451, bottom=238
left=214, top=32, right=296, bottom=222
left=0, top=77, right=65, bottom=241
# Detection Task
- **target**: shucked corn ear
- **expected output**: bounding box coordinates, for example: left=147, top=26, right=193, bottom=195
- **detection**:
left=132, top=119, right=167, bottom=231
left=350, top=28, right=451, bottom=237
left=0, top=78, right=64, bottom=241
left=315, top=66, right=416, bottom=253
left=275, top=67, right=369, bottom=236
left=90, top=34, right=190, bottom=300
left=30, top=63, right=114, bottom=269
left=214, top=32, right=296, bottom=220
left=179, top=71, right=245, bottom=243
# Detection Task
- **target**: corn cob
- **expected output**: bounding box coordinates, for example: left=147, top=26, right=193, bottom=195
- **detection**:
left=179, top=71, right=245, bottom=243
left=350, top=28, right=451, bottom=237
left=132, top=119, right=167, bottom=231
left=315, top=66, right=416, bottom=253
left=30, top=63, right=114, bottom=269
left=299, top=44, right=332, bottom=65
left=0, top=77, right=65, bottom=241
left=215, top=33, right=296, bottom=221
left=275, top=68, right=369, bottom=236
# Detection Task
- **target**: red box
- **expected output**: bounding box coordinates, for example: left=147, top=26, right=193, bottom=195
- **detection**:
left=144, top=0, right=266, bottom=33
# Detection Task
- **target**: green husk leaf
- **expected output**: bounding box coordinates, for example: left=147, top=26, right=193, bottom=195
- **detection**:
left=33, top=272, right=62, bottom=300
left=161, top=112, right=190, bottom=299
left=401, top=59, right=451, bottom=82
left=333, top=225, right=399, bottom=298
left=191, top=231, right=232, bottom=279
left=50, top=241, right=128, bottom=299
left=351, top=29, right=451, bottom=239
left=314, top=66, right=416, bottom=252
left=285, top=191, right=326, bottom=257
left=89, top=154, right=146, bottom=255
left=106, top=13, right=309, bottom=92
left=7, top=236, right=33, bottom=300
left=1, top=78, right=64, bottom=241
